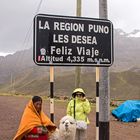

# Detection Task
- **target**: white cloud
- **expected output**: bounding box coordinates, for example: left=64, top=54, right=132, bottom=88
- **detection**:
left=0, top=0, right=140, bottom=53
left=108, top=0, right=140, bottom=33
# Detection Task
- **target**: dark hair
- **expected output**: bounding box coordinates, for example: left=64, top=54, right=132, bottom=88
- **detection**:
left=32, top=96, right=42, bottom=103
left=72, top=92, right=85, bottom=98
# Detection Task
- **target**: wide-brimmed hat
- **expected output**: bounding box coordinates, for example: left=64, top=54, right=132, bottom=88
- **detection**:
left=72, top=88, right=85, bottom=97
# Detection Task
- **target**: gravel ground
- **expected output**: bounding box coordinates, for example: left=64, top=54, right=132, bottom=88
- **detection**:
left=0, top=95, right=140, bottom=140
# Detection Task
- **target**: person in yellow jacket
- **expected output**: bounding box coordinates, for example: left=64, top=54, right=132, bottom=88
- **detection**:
left=66, top=88, right=91, bottom=140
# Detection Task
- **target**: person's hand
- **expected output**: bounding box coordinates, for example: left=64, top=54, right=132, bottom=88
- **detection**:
left=37, top=127, right=42, bottom=134
left=37, top=126, right=48, bottom=134
left=81, top=97, right=86, bottom=101
left=42, top=126, right=48, bottom=134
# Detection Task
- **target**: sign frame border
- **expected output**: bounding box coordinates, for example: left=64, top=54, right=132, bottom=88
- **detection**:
left=33, top=14, right=114, bottom=67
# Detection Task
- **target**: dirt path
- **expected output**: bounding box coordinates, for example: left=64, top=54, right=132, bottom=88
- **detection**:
left=0, top=95, right=140, bottom=140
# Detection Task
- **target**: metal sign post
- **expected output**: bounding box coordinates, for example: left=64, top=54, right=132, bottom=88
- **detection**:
left=99, top=0, right=110, bottom=140
left=50, top=66, right=54, bottom=122
left=96, top=67, right=100, bottom=140
left=75, top=0, right=82, bottom=88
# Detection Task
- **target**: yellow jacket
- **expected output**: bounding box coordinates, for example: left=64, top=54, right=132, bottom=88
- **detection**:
left=67, top=97, right=91, bottom=124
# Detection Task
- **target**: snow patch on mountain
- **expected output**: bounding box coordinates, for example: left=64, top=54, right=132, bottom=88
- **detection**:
left=127, top=30, right=140, bottom=37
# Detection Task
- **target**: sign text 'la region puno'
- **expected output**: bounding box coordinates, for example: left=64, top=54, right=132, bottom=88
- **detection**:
left=33, top=14, right=114, bottom=66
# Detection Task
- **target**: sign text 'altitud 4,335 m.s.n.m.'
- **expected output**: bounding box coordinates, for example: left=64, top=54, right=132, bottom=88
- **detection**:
left=33, top=14, right=113, bottom=67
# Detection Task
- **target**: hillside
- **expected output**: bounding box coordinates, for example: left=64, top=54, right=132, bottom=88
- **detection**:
left=0, top=69, right=139, bottom=100
left=0, top=29, right=140, bottom=99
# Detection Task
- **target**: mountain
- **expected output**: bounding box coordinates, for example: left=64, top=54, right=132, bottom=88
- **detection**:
left=111, top=29, right=140, bottom=71
left=0, top=29, right=140, bottom=99
left=0, top=69, right=139, bottom=100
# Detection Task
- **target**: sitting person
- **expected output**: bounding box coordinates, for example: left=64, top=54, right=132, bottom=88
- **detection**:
left=13, top=96, right=56, bottom=140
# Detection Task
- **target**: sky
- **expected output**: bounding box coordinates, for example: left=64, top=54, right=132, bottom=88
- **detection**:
left=0, top=0, right=140, bottom=56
